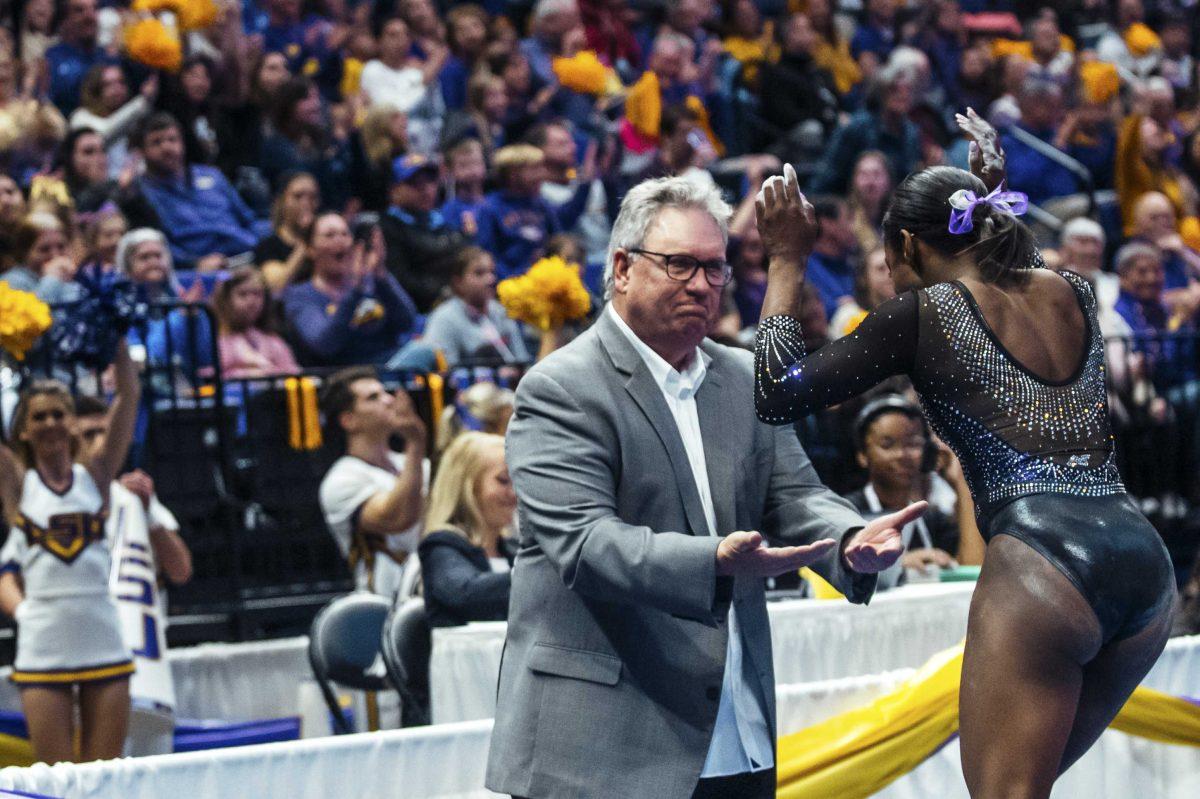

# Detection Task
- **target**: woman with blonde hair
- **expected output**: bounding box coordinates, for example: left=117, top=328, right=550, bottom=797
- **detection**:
left=436, top=381, right=515, bottom=454
left=418, top=432, right=517, bottom=627
left=358, top=104, right=408, bottom=211
left=254, top=171, right=319, bottom=292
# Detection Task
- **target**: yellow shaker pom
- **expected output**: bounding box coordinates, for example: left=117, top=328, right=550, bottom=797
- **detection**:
left=497, top=257, right=591, bottom=333
left=125, top=17, right=183, bottom=72
left=0, top=282, right=53, bottom=362
left=1124, top=23, right=1161, bottom=58
left=552, top=51, right=614, bottom=97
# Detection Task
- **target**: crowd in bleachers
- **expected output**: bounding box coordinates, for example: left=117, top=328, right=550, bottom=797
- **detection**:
left=4, top=0, right=1200, bottom=657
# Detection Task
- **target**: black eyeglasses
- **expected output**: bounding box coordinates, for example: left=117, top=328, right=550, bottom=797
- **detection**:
left=629, top=249, right=733, bottom=287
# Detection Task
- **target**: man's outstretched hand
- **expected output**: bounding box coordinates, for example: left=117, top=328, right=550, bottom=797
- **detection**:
left=843, top=501, right=928, bottom=573
left=716, top=531, right=838, bottom=577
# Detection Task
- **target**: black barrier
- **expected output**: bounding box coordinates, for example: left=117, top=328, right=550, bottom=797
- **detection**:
left=7, top=300, right=1200, bottom=642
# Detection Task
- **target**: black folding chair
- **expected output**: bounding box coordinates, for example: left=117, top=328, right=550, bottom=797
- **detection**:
left=380, top=597, right=432, bottom=727
left=308, top=593, right=391, bottom=734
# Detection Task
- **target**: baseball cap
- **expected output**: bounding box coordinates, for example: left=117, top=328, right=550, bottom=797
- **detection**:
left=392, top=153, right=439, bottom=183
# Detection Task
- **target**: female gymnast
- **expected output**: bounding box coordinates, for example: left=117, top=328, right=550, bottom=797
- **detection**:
left=0, top=339, right=140, bottom=763
left=753, top=112, right=1175, bottom=798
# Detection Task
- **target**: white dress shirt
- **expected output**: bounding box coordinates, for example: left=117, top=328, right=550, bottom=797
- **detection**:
left=608, top=305, right=774, bottom=777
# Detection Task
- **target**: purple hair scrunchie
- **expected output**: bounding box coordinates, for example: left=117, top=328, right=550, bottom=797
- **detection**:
left=948, top=184, right=1029, bottom=235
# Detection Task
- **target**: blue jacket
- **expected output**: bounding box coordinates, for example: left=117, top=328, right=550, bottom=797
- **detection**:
left=806, top=251, right=856, bottom=320
left=440, top=196, right=487, bottom=234
left=473, top=191, right=563, bottom=278
left=46, top=42, right=118, bottom=113
left=281, top=273, right=419, bottom=366
left=999, top=126, right=1080, bottom=207
left=809, top=111, right=921, bottom=195
left=135, top=166, right=269, bottom=266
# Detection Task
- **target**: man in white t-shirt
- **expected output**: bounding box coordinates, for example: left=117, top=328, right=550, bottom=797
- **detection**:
left=318, top=366, right=430, bottom=598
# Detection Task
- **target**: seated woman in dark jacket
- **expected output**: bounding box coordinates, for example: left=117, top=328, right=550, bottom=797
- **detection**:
left=418, top=431, right=517, bottom=627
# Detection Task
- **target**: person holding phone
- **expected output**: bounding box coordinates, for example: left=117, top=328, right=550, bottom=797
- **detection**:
left=842, top=395, right=977, bottom=588
left=280, top=211, right=434, bottom=370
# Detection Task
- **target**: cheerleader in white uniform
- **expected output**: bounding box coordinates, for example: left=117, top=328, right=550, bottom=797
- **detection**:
left=0, top=339, right=140, bottom=764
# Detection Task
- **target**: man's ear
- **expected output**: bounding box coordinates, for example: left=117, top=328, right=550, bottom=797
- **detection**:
left=612, top=249, right=631, bottom=293
left=855, top=451, right=868, bottom=470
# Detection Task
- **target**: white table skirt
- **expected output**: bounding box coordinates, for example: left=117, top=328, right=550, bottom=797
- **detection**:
left=0, top=720, right=498, bottom=799
left=0, top=638, right=313, bottom=724
left=431, top=582, right=976, bottom=724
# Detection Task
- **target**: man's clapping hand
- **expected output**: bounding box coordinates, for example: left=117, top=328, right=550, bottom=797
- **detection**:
left=715, top=531, right=837, bottom=577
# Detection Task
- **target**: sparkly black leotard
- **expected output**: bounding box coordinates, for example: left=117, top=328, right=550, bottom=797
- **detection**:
left=755, top=269, right=1174, bottom=642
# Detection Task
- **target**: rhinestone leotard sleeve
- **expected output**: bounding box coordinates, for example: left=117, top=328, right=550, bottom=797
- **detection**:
left=754, top=291, right=920, bottom=425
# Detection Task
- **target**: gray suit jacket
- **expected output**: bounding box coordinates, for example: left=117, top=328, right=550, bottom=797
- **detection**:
left=485, top=310, right=871, bottom=799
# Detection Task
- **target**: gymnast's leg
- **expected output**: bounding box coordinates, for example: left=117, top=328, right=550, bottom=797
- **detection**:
left=958, top=534, right=1103, bottom=799
left=1056, top=601, right=1173, bottom=774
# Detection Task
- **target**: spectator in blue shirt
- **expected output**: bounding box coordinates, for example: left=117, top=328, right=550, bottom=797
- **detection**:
left=809, top=65, right=922, bottom=195
left=439, top=138, right=488, bottom=236
left=1113, top=241, right=1196, bottom=390
left=121, top=113, right=269, bottom=269
left=281, top=211, right=431, bottom=369
left=261, top=0, right=343, bottom=99
left=1129, top=191, right=1200, bottom=298
left=999, top=78, right=1081, bottom=207
left=45, top=0, right=117, bottom=114
left=114, top=228, right=214, bottom=375
left=474, top=144, right=572, bottom=279
left=259, top=77, right=357, bottom=213
left=851, top=0, right=898, bottom=63
left=441, top=4, right=490, bottom=110
left=806, top=197, right=859, bottom=321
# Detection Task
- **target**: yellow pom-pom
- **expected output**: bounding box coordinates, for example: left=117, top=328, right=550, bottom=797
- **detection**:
left=0, top=281, right=53, bottom=362
left=131, top=0, right=217, bottom=31
left=1124, top=23, right=1161, bottom=57
left=990, top=39, right=1032, bottom=60
left=496, top=256, right=592, bottom=332
left=125, top=18, right=183, bottom=72
left=1180, top=216, right=1200, bottom=254
left=179, top=0, right=218, bottom=31
left=1079, top=61, right=1120, bottom=105
left=624, top=71, right=661, bottom=140
left=552, top=51, right=615, bottom=96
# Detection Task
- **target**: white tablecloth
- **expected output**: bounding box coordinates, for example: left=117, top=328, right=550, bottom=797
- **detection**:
left=0, top=638, right=312, bottom=723
left=0, top=720, right=498, bottom=799
left=431, top=582, right=976, bottom=724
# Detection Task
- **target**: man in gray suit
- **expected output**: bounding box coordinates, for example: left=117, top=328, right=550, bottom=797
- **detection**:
left=486, top=176, right=925, bottom=799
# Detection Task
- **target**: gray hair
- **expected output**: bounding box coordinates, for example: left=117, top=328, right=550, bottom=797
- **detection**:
left=887, top=46, right=929, bottom=82
left=603, top=175, right=732, bottom=301
left=532, top=0, right=577, bottom=22
left=1114, top=241, right=1162, bottom=274
left=115, top=227, right=178, bottom=291
left=1060, top=217, right=1105, bottom=245
left=1018, top=76, right=1062, bottom=103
